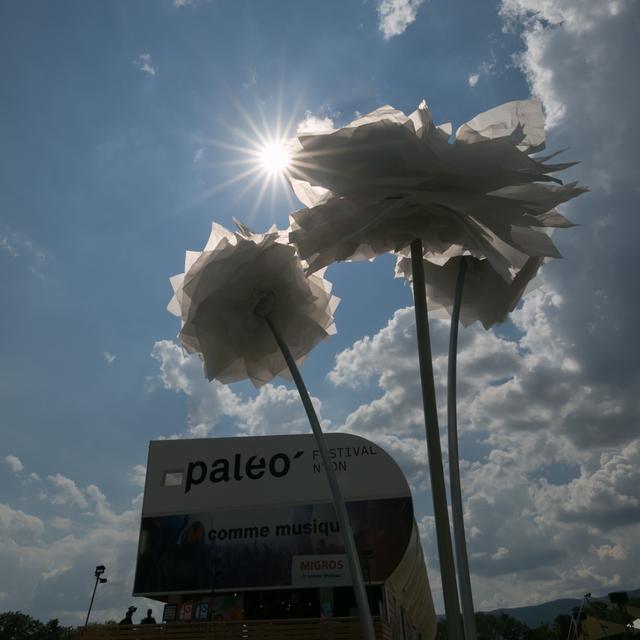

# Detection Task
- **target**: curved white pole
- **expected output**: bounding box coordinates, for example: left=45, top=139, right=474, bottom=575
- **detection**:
left=448, top=258, right=477, bottom=640
left=263, top=313, right=376, bottom=640
left=410, top=239, right=464, bottom=639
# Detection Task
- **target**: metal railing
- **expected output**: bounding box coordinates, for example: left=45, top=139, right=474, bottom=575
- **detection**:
left=74, top=616, right=392, bottom=640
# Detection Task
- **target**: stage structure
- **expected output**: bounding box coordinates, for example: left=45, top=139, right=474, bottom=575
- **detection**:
left=133, top=433, right=436, bottom=640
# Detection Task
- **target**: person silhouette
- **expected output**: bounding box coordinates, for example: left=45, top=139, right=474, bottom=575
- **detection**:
left=140, top=609, right=156, bottom=625
left=119, top=606, right=137, bottom=625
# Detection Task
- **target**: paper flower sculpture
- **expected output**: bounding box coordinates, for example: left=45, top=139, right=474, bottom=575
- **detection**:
left=167, top=221, right=339, bottom=388
left=286, top=99, right=585, bottom=276
left=395, top=253, right=543, bottom=330
left=284, top=98, right=586, bottom=640
left=167, top=220, right=375, bottom=639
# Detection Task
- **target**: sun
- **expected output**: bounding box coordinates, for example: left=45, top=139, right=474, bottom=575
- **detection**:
left=187, top=95, right=309, bottom=224
left=260, top=142, right=291, bottom=176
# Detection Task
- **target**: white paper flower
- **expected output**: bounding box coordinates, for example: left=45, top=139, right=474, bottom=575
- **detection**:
left=395, top=253, right=543, bottom=329
left=167, top=221, right=339, bottom=387
left=286, top=100, right=586, bottom=276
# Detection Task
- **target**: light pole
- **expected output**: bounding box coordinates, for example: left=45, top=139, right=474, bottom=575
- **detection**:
left=84, top=565, right=107, bottom=627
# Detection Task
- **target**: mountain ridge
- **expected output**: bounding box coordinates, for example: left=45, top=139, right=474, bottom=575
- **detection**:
left=486, top=588, right=640, bottom=627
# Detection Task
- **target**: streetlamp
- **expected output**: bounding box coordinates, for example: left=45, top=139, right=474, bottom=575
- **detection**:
left=84, top=565, right=107, bottom=627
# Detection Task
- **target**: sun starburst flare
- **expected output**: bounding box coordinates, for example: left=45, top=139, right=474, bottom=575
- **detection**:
left=187, top=96, right=305, bottom=225
left=260, top=142, right=291, bottom=175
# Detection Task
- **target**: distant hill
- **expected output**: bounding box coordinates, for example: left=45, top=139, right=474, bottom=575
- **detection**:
left=486, top=588, right=640, bottom=628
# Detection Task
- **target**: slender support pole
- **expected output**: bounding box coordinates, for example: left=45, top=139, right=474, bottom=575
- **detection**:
left=264, top=314, right=376, bottom=640
left=410, top=239, right=464, bottom=639
left=84, top=577, right=99, bottom=627
left=448, top=258, right=477, bottom=640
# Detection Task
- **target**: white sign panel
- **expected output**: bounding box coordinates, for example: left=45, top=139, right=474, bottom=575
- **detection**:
left=142, top=433, right=410, bottom=517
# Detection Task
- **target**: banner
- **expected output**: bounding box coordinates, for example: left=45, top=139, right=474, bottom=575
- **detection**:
left=133, top=496, right=413, bottom=595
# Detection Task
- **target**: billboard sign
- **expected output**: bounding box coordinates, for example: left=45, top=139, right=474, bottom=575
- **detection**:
left=141, top=433, right=410, bottom=515
left=134, top=434, right=413, bottom=596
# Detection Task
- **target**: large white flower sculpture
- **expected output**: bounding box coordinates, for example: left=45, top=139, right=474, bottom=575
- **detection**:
left=287, top=100, right=585, bottom=276
left=284, top=98, right=586, bottom=640
left=167, top=221, right=339, bottom=388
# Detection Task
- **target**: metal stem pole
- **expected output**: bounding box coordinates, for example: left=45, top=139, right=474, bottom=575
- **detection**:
left=264, top=314, right=376, bottom=640
left=410, top=239, right=463, bottom=639
left=448, top=258, right=477, bottom=640
left=84, top=577, right=99, bottom=627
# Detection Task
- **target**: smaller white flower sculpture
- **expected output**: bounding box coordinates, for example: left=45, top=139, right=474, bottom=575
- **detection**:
left=167, top=220, right=375, bottom=638
left=167, top=220, right=339, bottom=388
left=395, top=253, right=543, bottom=330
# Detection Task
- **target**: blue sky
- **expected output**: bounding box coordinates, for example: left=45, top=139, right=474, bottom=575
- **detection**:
left=1, top=0, right=639, bottom=627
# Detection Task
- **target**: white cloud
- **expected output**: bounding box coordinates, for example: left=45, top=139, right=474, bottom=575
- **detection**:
left=595, top=543, right=626, bottom=561
left=0, top=226, right=51, bottom=276
left=129, top=464, right=146, bottom=489
left=150, top=339, right=328, bottom=439
left=232, top=383, right=326, bottom=436
left=377, top=0, right=426, bottom=39
left=4, top=455, right=24, bottom=473
left=0, top=464, right=156, bottom=625
left=500, top=0, right=634, bottom=129
left=46, top=474, right=88, bottom=509
left=297, top=112, right=335, bottom=135
left=193, top=146, right=205, bottom=163
left=151, top=340, right=239, bottom=437
left=48, top=517, right=73, bottom=531
left=102, top=351, right=116, bottom=364
left=133, top=53, right=156, bottom=76
left=0, top=235, right=19, bottom=257
left=327, top=285, right=640, bottom=608
left=0, top=504, right=45, bottom=542
left=467, top=52, right=497, bottom=87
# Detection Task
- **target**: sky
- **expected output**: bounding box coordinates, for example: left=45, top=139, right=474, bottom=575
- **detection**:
left=1, top=0, right=639, bottom=627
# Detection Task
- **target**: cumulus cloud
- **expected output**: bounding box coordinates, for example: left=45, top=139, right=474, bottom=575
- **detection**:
left=150, top=339, right=326, bottom=438
left=494, top=0, right=640, bottom=447
left=297, top=111, right=335, bottom=135
left=46, top=474, right=88, bottom=509
left=4, top=455, right=24, bottom=473
left=0, top=468, right=155, bottom=624
left=151, top=340, right=238, bottom=437
left=467, top=52, right=497, bottom=87
left=327, top=283, right=640, bottom=607
left=232, top=383, right=326, bottom=436
left=102, top=351, right=116, bottom=364
left=501, top=0, right=634, bottom=132
left=133, top=53, right=156, bottom=76
left=129, top=464, right=146, bottom=489
left=0, top=504, right=45, bottom=542
left=377, top=0, right=426, bottom=39
left=48, top=517, right=73, bottom=531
